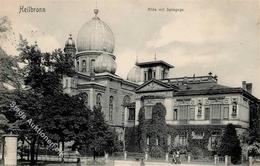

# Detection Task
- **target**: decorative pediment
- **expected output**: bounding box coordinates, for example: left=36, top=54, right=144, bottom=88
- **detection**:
left=136, top=79, right=174, bottom=93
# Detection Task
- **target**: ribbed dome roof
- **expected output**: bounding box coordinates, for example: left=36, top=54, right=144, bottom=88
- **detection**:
left=127, top=66, right=142, bottom=83
left=94, top=52, right=116, bottom=74
left=76, top=9, right=115, bottom=53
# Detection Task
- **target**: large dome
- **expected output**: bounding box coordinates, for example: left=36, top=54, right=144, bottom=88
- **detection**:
left=76, top=9, right=115, bottom=53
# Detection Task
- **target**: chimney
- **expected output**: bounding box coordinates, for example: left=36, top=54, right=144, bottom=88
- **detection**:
left=242, top=81, right=246, bottom=90
left=246, top=83, right=253, bottom=94
left=242, top=81, right=253, bottom=94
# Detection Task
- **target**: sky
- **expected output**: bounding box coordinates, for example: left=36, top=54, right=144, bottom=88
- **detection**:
left=0, top=0, right=260, bottom=98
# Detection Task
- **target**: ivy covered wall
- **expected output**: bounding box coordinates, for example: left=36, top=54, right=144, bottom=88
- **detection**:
left=125, top=124, right=226, bottom=156
left=125, top=100, right=260, bottom=157
left=249, top=101, right=260, bottom=141
left=125, top=103, right=168, bottom=156
left=167, top=125, right=225, bottom=157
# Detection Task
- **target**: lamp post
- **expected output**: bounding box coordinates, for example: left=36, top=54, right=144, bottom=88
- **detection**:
left=122, top=106, right=128, bottom=159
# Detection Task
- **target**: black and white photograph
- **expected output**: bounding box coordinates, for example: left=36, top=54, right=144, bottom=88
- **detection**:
left=0, top=0, right=259, bottom=165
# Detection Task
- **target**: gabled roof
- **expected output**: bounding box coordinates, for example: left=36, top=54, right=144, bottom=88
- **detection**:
left=135, top=79, right=178, bottom=93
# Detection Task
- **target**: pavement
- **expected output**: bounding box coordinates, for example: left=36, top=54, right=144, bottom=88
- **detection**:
left=113, top=160, right=252, bottom=166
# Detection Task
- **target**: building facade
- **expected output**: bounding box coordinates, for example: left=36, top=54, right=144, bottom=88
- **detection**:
left=63, top=9, right=260, bottom=153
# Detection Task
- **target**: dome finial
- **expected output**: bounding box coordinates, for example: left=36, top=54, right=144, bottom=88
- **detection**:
left=154, top=49, right=157, bottom=61
left=135, top=51, right=139, bottom=64
left=94, top=8, right=99, bottom=17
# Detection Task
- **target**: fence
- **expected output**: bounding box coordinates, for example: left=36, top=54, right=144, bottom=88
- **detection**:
left=111, top=152, right=219, bottom=163
left=14, top=151, right=258, bottom=166
left=110, top=152, right=248, bottom=165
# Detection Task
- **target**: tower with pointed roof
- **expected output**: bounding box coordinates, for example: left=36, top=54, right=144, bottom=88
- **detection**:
left=64, top=34, right=76, bottom=57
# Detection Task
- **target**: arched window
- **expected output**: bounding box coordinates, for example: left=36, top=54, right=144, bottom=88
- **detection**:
left=122, top=95, right=131, bottom=123
left=90, top=59, right=95, bottom=74
left=155, top=138, right=159, bottom=145
left=82, top=60, right=86, bottom=72
left=72, top=79, right=75, bottom=87
left=148, top=68, right=153, bottom=80
left=146, top=136, right=150, bottom=145
left=65, top=79, right=68, bottom=88
left=167, top=135, right=171, bottom=146
left=109, top=96, right=113, bottom=121
left=232, top=101, right=237, bottom=117
left=197, top=103, right=202, bottom=117
left=96, top=93, right=102, bottom=106
left=81, top=92, right=88, bottom=106
left=144, top=72, right=148, bottom=81
left=76, top=61, right=79, bottom=71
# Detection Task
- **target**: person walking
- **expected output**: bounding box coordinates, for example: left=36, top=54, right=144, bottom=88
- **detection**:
left=140, top=158, right=145, bottom=166
left=176, top=150, right=181, bottom=164
left=75, top=148, right=81, bottom=165
left=172, top=152, right=177, bottom=164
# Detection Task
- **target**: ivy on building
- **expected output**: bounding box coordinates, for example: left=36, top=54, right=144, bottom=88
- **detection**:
left=138, top=103, right=168, bottom=157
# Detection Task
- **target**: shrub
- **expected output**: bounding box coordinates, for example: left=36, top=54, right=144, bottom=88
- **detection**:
left=169, top=144, right=188, bottom=155
left=217, top=124, right=242, bottom=164
left=248, top=142, right=260, bottom=157
left=190, top=146, right=204, bottom=159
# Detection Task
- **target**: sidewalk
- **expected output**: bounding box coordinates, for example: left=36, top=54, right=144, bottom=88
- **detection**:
left=113, top=160, right=249, bottom=166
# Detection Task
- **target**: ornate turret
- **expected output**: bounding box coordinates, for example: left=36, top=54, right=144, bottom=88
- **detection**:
left=64, top=34, right=76, bottom=57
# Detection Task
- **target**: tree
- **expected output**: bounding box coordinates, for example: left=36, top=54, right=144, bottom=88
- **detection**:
left=0, top=16, right=11, bottom=34
left=0, top=48, right=23, bottom=90
left=218, top=124, right=242, bottom=164
left=0, top=16, right=23, bottom=90
left=13, top=35, right=79, bottom=164
left=87, top=106, right=120, bottom=160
